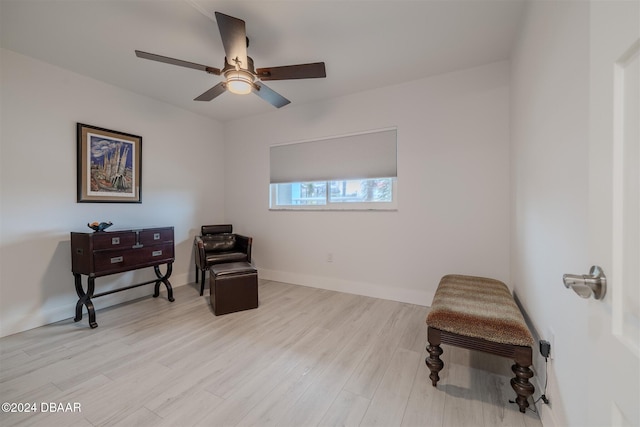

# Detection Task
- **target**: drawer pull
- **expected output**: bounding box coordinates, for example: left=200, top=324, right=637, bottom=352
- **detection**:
left=112, top=237, right=120, bottom=245
left=132, top=243, right=143, bottom=249
left=154, top=233, right=161, bottom=240
left=110, top=256, right=123, bottom=264
left=152, top=250, right=163, bottom=257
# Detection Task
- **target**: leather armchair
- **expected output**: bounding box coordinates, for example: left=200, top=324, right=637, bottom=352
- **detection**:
left=194, top=224, right=252, bottom=295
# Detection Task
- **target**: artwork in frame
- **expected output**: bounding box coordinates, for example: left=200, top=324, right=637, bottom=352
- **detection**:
left=77, top=123, right=142, bottom=203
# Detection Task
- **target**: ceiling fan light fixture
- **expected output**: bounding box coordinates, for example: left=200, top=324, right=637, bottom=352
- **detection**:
left=225, top=70, right=254, bottom=95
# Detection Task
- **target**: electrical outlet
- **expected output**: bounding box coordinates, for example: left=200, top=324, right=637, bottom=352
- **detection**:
left=326, top=253, right=333, bottom=263
left=548, top=328, right=555, bottom=360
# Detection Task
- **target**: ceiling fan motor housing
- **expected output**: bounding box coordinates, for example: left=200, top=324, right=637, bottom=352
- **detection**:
left=222, top=55, right=256, bottom=75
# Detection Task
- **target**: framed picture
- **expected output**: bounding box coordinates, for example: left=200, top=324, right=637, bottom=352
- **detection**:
left=77, top=123, right=142, bottom=203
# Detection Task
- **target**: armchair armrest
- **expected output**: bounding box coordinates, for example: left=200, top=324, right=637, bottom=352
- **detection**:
left=235, top=234, right=253, bottom=263
left=194, top=236, right=206, bottom=269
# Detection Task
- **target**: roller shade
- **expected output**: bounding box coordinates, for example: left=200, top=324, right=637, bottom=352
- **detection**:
left=270, top=128, right=397, bottom=184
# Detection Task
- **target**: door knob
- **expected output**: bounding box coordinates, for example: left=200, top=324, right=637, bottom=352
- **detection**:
left=563, top=265, right=607, bottom=300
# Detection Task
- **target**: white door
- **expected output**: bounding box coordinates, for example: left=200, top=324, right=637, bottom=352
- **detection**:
left=586, top=1, right=640, bottom=426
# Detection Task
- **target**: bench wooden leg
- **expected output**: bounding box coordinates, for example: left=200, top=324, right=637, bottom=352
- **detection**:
left=426, top=327, right=444, bottom=386
left=426, top=344, right=444, bottom=386
left=511, top=362, right=534, bottom=413
left=426, top=326, right=535, bottom=413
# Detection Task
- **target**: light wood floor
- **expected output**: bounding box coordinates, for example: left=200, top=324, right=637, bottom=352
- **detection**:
left=0, top=280, right=543, bottom=427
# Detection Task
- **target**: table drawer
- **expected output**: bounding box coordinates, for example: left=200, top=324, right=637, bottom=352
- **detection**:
left=139, top=228, right=174, bottom=246
left=93, top=243, right=175, bottom=274
left=91, top=232, right=137, bottom=250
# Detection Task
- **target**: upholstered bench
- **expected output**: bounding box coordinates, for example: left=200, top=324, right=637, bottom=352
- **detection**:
left=425, top=274, right=535, bottom=413
left=210, top=262, right=258, bottom=316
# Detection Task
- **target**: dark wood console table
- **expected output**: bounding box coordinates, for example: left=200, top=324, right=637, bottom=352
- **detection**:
left=70, top=226, right=175, bottom=328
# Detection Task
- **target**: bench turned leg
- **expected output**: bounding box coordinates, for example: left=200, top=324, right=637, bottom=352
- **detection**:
left=511, top=363, right=534, bottom=413
left=426, top=344, right=444, bottom=386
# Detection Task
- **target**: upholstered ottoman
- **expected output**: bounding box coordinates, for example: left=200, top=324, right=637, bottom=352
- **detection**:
left=209, top=262, right=258, bottom=316
left=425, top=274, right=535, bottom=413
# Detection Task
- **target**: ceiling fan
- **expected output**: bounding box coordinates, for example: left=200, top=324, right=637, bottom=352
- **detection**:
left=135, top=11, right=326, bottom=108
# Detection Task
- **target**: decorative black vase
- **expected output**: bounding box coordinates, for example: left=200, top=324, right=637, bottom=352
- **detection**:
left=88, top=221, right=113, bottom=232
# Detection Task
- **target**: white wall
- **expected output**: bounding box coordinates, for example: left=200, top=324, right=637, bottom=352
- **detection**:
left=0, top=48, right=225, bottom=337
left=510, top=2, right=590, bottom=426
left=224, top=61, right=511, bottom=305
left=0, top=51, right=511, bottom=335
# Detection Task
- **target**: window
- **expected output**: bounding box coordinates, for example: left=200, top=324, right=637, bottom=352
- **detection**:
left=270, top=178, right=396, bottom=209
left=269, top=128, right=397, bottom=210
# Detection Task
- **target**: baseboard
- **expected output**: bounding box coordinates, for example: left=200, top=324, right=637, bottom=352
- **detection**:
left=258, top=268, right=432, bottom=306
left=513, top=291, right=560, bottom=427
left=0, top=272, right=191, bottom=338
left=1, top=269, right=428, bottom=336
left=539, top=399, right=560, bottom=427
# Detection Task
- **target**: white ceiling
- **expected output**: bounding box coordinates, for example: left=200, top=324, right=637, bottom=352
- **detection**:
left=1, top=0, right=525, bottom=122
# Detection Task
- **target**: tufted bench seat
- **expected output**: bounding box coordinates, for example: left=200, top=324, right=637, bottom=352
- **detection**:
left=425, top=274, right=535, bottom=413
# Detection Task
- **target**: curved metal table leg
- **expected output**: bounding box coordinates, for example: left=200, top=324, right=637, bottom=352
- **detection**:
left=153, top=263, right=174, bottom=302
left=73, top=273, right=98, bottom=328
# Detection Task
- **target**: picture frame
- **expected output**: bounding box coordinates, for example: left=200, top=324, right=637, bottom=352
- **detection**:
left=77, top=123, right=142, bottom=203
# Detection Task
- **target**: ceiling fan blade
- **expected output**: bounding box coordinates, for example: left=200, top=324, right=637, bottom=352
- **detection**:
left=256, top=62, right=326, bottom=80
left=135, top=50, right=220, bottom=75
left=252, top=82, right=291, bottom=108
left=194, top=82, right=227, bottom=101
left=215, top=12, right=248, bottom=70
